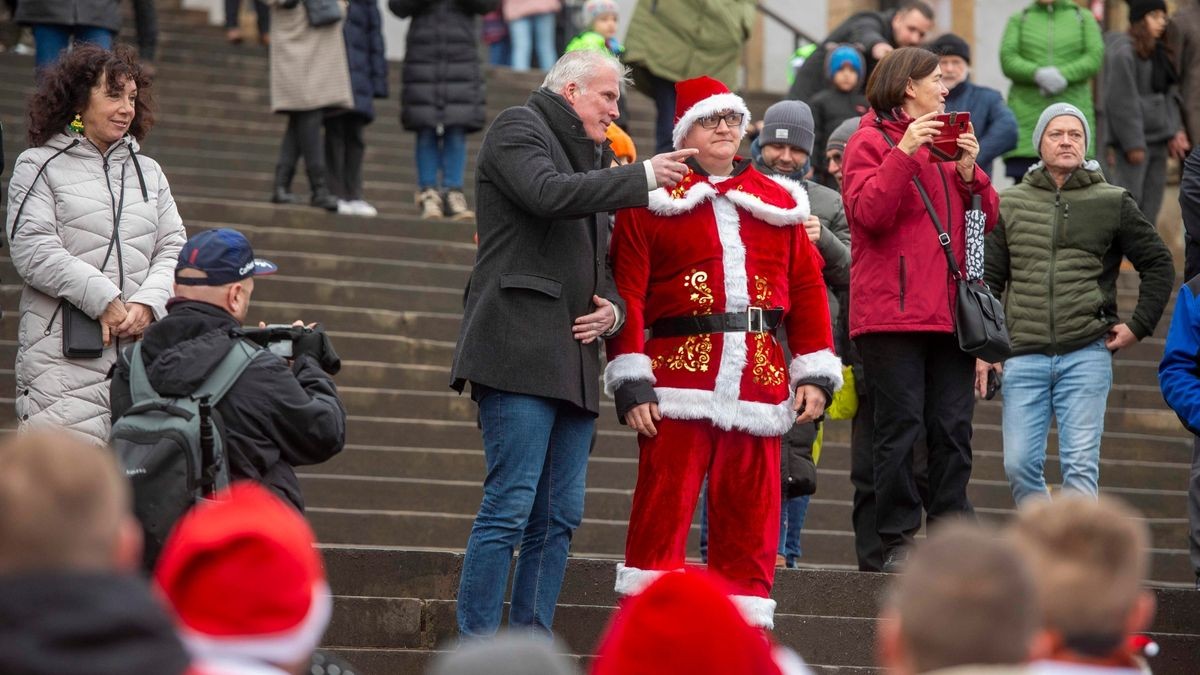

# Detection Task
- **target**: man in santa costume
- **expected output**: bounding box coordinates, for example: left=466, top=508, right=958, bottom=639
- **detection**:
left=604, top=76, right=842, bottom=629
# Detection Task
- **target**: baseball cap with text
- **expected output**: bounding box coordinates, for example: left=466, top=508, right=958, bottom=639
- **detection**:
left=176, top=228, right=278, bottom=286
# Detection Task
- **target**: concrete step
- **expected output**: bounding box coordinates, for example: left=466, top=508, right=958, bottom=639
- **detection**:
left=302, top=501, right=1195, bottom=584
left=313, top=549, right=1200, bottom=673
left=328, top=388, right=1193, bottom=465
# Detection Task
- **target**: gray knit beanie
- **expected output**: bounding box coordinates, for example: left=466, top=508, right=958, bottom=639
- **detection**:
left=761, top=100, right=815, bottom=155
left=825, top=115, right=861, bottom=153
left=1033, top=103, right=1091, bottom=159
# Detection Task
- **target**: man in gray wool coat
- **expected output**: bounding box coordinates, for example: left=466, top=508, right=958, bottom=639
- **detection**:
left=449, top=49, right=697, bottom=638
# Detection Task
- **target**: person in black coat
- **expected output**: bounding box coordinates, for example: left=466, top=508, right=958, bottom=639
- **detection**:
left=110, top=229, right=346, bottom=512
left=326, top=0, right=388, bottom=217
left=390, top=0, right=496, bottom=220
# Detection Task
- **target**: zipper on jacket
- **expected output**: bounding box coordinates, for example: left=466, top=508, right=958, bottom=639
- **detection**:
left=899, top=255, right=907, bottom=312
left=42, top=302, right=63, bottom=336
left=1050, top=189, right=1062, bottom=352
left=1047, top=2, right=1055, bottom=63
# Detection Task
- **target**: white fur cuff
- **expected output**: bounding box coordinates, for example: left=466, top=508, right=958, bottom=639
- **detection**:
left=614, top=563, right=674, bottom=596
left=789, top=349, right=843, bottom=392
left=604, top=353, right=656, bottom=397
left=731, top=594, right=777, bottom=630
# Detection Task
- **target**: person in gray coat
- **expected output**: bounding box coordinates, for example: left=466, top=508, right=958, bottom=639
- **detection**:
left=15, top=0, right=120, bottom=73
left=1104, top=0, right=1187, bottom=226
left=5, top=45, right=186, bottom=444
left=449, top=49, right=696, bottom=638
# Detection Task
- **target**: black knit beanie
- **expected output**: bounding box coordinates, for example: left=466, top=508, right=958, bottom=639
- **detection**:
left=928, top=33, right=971, bottom=64
left=1127, top=0, right=1167, bottom=23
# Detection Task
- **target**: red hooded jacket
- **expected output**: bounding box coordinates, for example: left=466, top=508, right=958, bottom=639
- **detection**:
left=842, top=111, right=1000, bottom=338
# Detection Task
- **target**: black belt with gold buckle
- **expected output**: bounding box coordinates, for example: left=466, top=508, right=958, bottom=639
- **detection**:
left=650, top=307, right=784, bottom=338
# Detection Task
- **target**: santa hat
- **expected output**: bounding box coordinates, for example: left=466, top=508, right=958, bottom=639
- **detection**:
left=672, top=76, right=752, bottom=151
left=154, top=482, right=332, bottom=667
left=590, top=571, right=810, bottom=675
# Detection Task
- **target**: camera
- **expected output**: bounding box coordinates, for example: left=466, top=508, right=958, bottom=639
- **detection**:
left=239, top=324, right=341, bottom=375
left=242, top=324, right=310, bottom=358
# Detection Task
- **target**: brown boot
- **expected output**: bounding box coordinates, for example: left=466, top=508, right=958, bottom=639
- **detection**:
left=445, top=189, right=475, bottom=221
left=417, top=188, right=444, bottom=219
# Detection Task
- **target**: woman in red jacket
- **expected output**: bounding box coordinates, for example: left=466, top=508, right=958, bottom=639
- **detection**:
left=841, top=47, right=1000, bottom=571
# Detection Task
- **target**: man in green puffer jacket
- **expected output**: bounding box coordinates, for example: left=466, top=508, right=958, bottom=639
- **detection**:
left=982, top=103, right=1174, bottom=506
left=1000, top=0, right=1104, bottom=182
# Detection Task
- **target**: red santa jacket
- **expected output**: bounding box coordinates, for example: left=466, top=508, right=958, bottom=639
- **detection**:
left=842, top=111, right=1000, bottom=338
left=604, top=161, right=842, bottom=438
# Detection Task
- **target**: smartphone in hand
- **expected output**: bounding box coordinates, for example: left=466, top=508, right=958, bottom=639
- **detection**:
left=929, top=111, right=971, bottom=163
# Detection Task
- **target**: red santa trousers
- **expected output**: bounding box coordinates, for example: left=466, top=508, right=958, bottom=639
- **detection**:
left=623, top=417, right=780, bottom=620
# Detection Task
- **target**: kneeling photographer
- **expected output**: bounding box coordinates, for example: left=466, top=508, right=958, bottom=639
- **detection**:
left=110, top=228, right=346, bottom=511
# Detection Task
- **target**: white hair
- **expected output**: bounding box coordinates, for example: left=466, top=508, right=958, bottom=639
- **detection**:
left=541, top=50, right=630, bottom=93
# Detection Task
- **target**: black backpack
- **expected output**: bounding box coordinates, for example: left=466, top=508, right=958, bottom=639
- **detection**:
left=110, top=339, right=262, bottom=570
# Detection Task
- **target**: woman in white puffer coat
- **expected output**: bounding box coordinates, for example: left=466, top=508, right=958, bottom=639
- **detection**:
left=5, top=44, right=186, bottom=443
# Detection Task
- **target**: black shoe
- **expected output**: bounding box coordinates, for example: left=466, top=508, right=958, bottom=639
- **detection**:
left=1194, top=575, right=1199, bottom=591
left=271, top=165, right=298, bottom=204
left=271, top=186, right=298, bottom=204
left=307, top=168, right=340, bottom=211
left=882, top=548, right=908, bottom=574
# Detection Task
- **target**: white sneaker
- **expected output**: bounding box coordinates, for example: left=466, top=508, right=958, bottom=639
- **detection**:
left=349, top=200, right=378, bottom=217
left=337, top=200, right=356, bottom=215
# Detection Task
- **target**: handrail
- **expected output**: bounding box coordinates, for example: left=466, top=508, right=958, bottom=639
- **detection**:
left=756, top=3, right=819, bottom=52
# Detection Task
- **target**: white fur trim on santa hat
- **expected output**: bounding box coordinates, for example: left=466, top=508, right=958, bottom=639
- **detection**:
left=672, top=92, right=752, bottom=150
left=723, top=174, right=811, bottom=226
left=191, top=656, right=292, bottom=675
left=615, top=563, right=676, bottom=596
left=788, top=349, right=843, bottom=392
left=731, top=594, right=777, bottom=630
left=604, top=353, right=656, bottom=397
left=647, top=180, right=718, bottom=216
left=655, top=387, right=796, bottom=437
left=181, top=582, right=332, bottom=667
left=772, top=646, right=816, bottom=675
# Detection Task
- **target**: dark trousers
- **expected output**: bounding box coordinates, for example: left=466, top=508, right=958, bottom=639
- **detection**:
left=648, top=72, right=676, bottom=155
left=850, top=389, right=883, bottom=571
left=1191, top=437, right=1200, bottom=579
left=131, top=0, right=158, bottom=61
left=225, top=0, right=269, bottom=33
left=324, top=113, right=367, bottom=200
left=857, top=332, right=975, bottom=554
left=278, top=110, right=325, bottom=179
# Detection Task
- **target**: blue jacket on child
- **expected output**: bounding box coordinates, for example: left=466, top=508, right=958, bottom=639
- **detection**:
left=1160, top=277, right=1200, bottom=435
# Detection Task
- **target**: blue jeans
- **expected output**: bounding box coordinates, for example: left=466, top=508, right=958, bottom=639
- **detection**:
left=415, top=127, right=467, bottom=191
left=32, top=24, right=114, bottom=72
left=456, top=387, right=593, bottom=638
left=488, top=38, right=511, bottom=67
left=1002, top=338, right=1113, bottom=504
left=508, top=12, right=556, bottom=71
left=778, top=495, right=810, bottom=564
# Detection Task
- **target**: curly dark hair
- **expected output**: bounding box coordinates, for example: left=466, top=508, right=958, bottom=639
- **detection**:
left=27, top=43, right=155, bottom=147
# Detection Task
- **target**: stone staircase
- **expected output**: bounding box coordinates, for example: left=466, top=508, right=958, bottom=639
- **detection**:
left=0, top=3, right=1198, bottom=672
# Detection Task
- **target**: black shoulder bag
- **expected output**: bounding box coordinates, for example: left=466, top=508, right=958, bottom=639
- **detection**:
left=878, top=127, right=1011, bottom=363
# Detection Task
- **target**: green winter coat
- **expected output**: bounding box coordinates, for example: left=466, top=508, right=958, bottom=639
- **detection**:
left=623, top=0, right=755, bottom=91
left=984, top=165, right=1174, bottom=357
left=1000, top=0, right=1104, bottom=158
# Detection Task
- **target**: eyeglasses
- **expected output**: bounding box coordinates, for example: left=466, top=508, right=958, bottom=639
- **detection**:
left=697, top=112, right=745, bottom=129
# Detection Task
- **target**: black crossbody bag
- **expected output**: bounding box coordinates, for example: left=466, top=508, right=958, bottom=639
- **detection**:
left=10, top=141, right=123, bottom=359
left=878, top=127, right=1012, bottom=363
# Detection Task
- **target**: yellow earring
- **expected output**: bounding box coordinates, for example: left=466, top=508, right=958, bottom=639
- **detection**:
left=69, top=113, right=84, bottom=134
